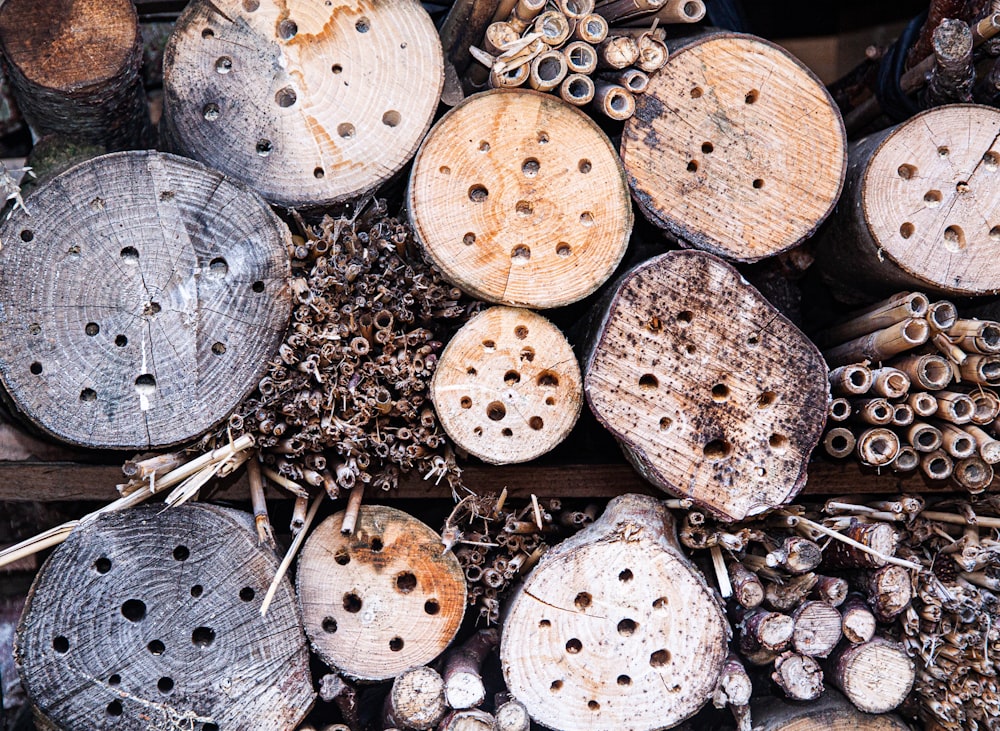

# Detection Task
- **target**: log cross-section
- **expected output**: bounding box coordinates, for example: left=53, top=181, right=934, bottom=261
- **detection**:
left=584, top=251, right=829, bottom=521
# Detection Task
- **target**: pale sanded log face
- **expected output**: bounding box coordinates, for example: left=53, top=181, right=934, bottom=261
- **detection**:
left=431, top=307, right=582, bottom=464
left=408, top=89, right=632, bottom=308
left=621, top=34, right=846, bottom=262
left=584, top=251, right=828, bottom=521
left=863, top=104, right=1000, bottom=294
left=297, top=506, right=466, bottom=681
left=14, top=504, right=314, bottom=731
left=501, top=495, right=728, bottom=731
left=163, top=0, right=442, bottom=207
left=0, top=151, right=291, bottom=450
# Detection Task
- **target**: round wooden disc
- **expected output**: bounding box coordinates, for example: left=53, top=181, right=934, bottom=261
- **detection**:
left=15, top=504, right=314, bottom=731
left=863, top=104, right=1000, bottom=294
left=297, top=505, right=466, bottom=681
left=432, top=307, right=582, bottom=464
left=163, top=0, right=443, bottom=208
left=621, top=33, right=846, bottom=262
left=0, top=151, right=291, bottom=449
left=408, top=89, right=633, bottom=308
left=0, top=0, right=138, bottom=92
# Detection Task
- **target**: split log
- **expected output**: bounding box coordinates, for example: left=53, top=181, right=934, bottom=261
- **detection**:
left=815, top=104, right=1000, bottom=300
left=297, top=505, right=466, bottom=681
left=584, top=251, right=829, bottom=521
left=383, top=666, right=449, bottom=731
left=0, top=151, right=291, bottom=449
left=409, top=89, right=632, bottom=308
left=771, top=652, right=824, bottom=701
left=442, top=628, right=499, bottom=710
left=0, top=0, right=149, bottom=150
left=620, top=33, right=846, bottom=262
left=826, top=638, right=915, bottom=714
left=500, top=494, right=729, bottom=730
left=14, top=504, right=314, bottom=730
left=753, top=687, right=910, bottom=729
left=162, top=0, right=442, bottom=208
left=431, top=307, right=582, bottom=464
left=791, top=601, right=843, bottom=658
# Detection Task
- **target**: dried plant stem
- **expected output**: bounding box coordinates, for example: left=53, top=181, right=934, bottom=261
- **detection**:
left=341, top=482, right=365, bottom=535
left=784, top=513, right=920, bottom=570
left=261, top=492, right=323, bottom=617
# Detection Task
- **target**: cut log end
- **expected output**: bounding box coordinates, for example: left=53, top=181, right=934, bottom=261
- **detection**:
left=432, top=307, right=583, bottom=464
left=409, top=89, right=632, bottom=308
left=296, top=506, right=466, bottom=681
left=621, top=33, right=846, bottom=262
left=163, top=0, right=443, bottom=207
left=829, top=638, right=915, bottom=714
left=387, top=666, right=448, bottom=730
left=584, top=251, right=829, bottom=521
left=753, top=687, right=910, bottom=730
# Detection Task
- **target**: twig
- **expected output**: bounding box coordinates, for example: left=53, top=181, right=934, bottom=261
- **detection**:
left=261, top=493, right=323, bottom=616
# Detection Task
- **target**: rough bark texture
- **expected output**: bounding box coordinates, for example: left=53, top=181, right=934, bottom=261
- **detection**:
left=409, top=89, right=632, bottom=308
left=297, top=506, right=466, bottom=681
left=14, top=504, right=314, bottom=730
left=0, top=151, right=292, bottom=450
left=621, top=32, right=846, bottom=262
left=162, top=0, right=443, bottom=208
left=431, top=307, right=583, bottom=464
left=0, top=0, right=149, bottom=150
left=501, top=494, right=729, bottom=731
left=584, top=251, right=830, bottom=521
left=383, top=666, right=448, bottom=730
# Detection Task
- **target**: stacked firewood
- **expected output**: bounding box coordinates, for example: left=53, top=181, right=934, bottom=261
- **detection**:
left=818, top=291, right=1000, bottom=492
left=464, top=0, right=697, bottom=119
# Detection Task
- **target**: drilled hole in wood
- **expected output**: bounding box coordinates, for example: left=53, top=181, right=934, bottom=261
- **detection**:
left=243, top=0, right=258, bottom=10
left=355, top=16, right=369, bottom=32
left=745, top=89, right=759, bottom=104
left=106, top=701, right=123, bottom=717
left=53, top=636, right=69, bottom=653
left=900, top=222, right=915, bottom=239
left=515, top=200, right=533, bottom=216
left=511, top=245, right=531, bottom=262
left=897, top=163, right=917, bottom=179
left=389, top=636, right=404, bottom=651
left=687, top=160, right=698, bottom=172
left=322, top=617, right=337, bottom=633
left=639, top=374, right=658, bottom=391
left=469, top=184, right=488, bottom=202
left=691, top=86, right=703, bottom=98
left=487, top=401, right=507, bottom=421
left=991, top=226, right=1000, bottom=242
left=381, top=110, right=401, bottom=128
left=650, top=649, right=671, bottom=666
left=215, top=56, right=232, bottom=73
left=395, top=572, right=417, bottom=593
left=121, top=599, right=146, bottom=622
left=539, top=619, right=551, bottom=628
left=618, top=568, right=634, bottom=583
left=479, top=140, right=490, bottom=152
left=279, top=19, right=297, bottom=39
left=578, top=159, right=592, bottom=173
left=275, top=87, right=296, bottom=107
left=148, top=639, right=165, bottom=655
left=711, top=383, right=729, bottom=402
left=108, top=674, right=121, bottom=685
left=158, top=677, right=174, bottom=694
left=80, top=388, right=96, bottom=402
left=252, top=280, right=265, bottom=293
left=371, top=537, right=384, bottom=551
left=521, top=158, right=540, bottom=176
left=748, top=333, right=760, bottom=346
left=551, top=680, right=563, bottom=692
left=924, top=189, right=942, bottom=206
left=30, top=361, right=42, bottom=375
left=120, top=246, right=139, bottom=262
left=202, top=103, right=220, bottom=121
left=473, top=426, right=483, bottom=436
left=944, top=225, right=966, bottom=251
left=758, top=390, right=777, bottom=409
left=192, top=627, right=215, bottom=647
left=460, top=396, right=472, bottom=409
left=588, top=700, right=600, bottom=711
left=94, top=557, right=111, bottom=574
left=703, top=439, right=732, bottom=460
left=424, top=599, right=440, bottom=614
left=28, top=323, right=40, bottom=335
left=212, top=342, right=226, bottom=356
left=617, top=618, right=637, bottom=636
left=332, top=64, right=343, bottom=74
left=207, top=257, right=228, bottom=278
left=701, top=142, right=714, bottom=153
left=556, top=242, right=572, bottom=257
left=190, top=585, right=203, bottom=598
left=239, top=587, right=255, bottom=602
left=334, top=549, right=350, bottom=565
left=653, top=596, right=668, bottom=608
left=580, top=211, right=594, bottom=226
left=566, top=638, right=582, bottom=653
left=658, top=416, right=673, bottom=431
left=618, top=674, right=632, bottom=686
left=256, top=138, right=273, bottom=156
left=173, top=545, right=190, bottom=561
left=753, top=178, right=764, bottom=189
left=337, top=123, right=355, bottom=139
left=938, top=146, right=950, bottom=157
left=529, top=416, right=544, bottom=430
left=202, top=28, right=214, bottom=38
left=343, top=593, right=362, bottom=613
left=985, top=151, right=1000, bottom=168
left=546, top=396, right=556, bottom=406
left=502, top=427, right=513, bottom=437
left=574, top=591, right=592, bottom=609
left=504, top=370, right=521, bottom=385
left=538, top=131, right=549, bottom=144
left=521, top=347, right=535, bottom=362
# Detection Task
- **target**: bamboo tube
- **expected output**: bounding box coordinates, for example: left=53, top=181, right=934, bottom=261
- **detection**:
left=247, top=457, right=275, bottom=548
left=572, top=13, right=608, bottom=43
left=122, top=451, right=186, bottom=480
left=592, top=82, right=635, bottom=119
left=341, top=482, right=365, bottom=535
left=892, top=354, right=952, bottom=390
left=922, top=509, right=1000, bottom=529
left=492, top=0, right=520, bottom=23
left=558, top=73, right=595, bottom=105
left=823, top=426, right=857, bottom=458
left=829, top=398, right=851, bottom=421
left=596, top=35, right=640, bottom=69
left=484, top=22, right=522, bottom=55
left=921, top=449, right=954, bottom=481
left=959, top=355, right=1000, bottom=385
left=935, top=391, right=976, bottom=424
left=928, top=301, right=959, bottom=332
left=892, top=403, right=914, bottom=427
left=907, top=422, right=943, bottom=452
left=856, top=428, right=900, bottom=466
left=509, top=0, right=547, bottom=33
left=851, top=398, right=893, bottom=426
left=870, top=367, right=909, bottom=399
left=560, top=0, right=596, bottom=17
left=823, top=318, right=929, bottom=367
left=594, top=0, right=666, bottom=24
left=635, top=33, right=668, bottom=72
left=934, top=421, right=978, bottom=459
left=619, top=0, right=706, bottom=24
left=598, top=67, right=648, bottom=93
left=892, top=445, right=920, bottom=472
left=817, top=293, right=929, bottom=346
left=932, top=332, right=967, bottom=365
left=949, top=319, right=1000, bottom=354
left=829, top=364, right=873, bottom=395
left=534, top=11, right=571, bottom=46
left=564, top=41, right=598, bottom=74
left=528, top=50, right=568, bottom=91
left=607, top=26, right=666, bottom=39
left=490, top=64, right=531, bottom=88
left=965, top=424, right=1000, bottom=463
left=955, top=456, right=994, bottom=493
left=907, top=391, right=939, bottom=417
left=962, top=388, right=1000, bottom=424
left=261, top=466, right=310, bottom=499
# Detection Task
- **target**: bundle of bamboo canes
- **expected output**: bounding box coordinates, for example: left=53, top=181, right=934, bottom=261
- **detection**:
left=818, top=291, right=1000, bottom=493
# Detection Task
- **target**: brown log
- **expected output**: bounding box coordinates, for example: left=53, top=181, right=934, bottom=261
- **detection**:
left=824, top=520, right=897, bottom=569
left=738, top=609, right=794, bottom=654
left=815, top=105, right=1000, bottom=299
left=409, top=89, right=632, bottom=309
left=812, top=575, right=849, bottom=606
left=297, top=506, right=466, bottom=681
left=621, top=33, right=846, bottom=262
left=863, top=565, right=912, bottom=623
left=767, top=536, right=822, bottom=575
left=827, top=639, right=915, bottom=713
left=752, top=687, right=910, bottom=729
left=771, top=652, right=824, bottom=701
left=500, top=494, right=729, bottom=731
left=728, top=561, right=764, bottom=608
left=791, top=601, right=843, bottom=658
left=431, top=308, right=582, bottom=465
left=0, top=0, right=149, bottom=150
left=163, top=0, right=442, bottom=208
left=317, top=674, right=359, bottom=730
left=14, top=504, right=314, bottom=730
left=584, top=251, right=829, bottom=521
left=925, top=18, right=975, bottom=106
left=840, top=594, right=877, bottom=644
left=383, top=666, right=449, bottom=731
left=0, top=151, right=291, bottom=449
left=764, top=573, right=818, bottom=613
left=442, top=629, right=500, bottom=710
